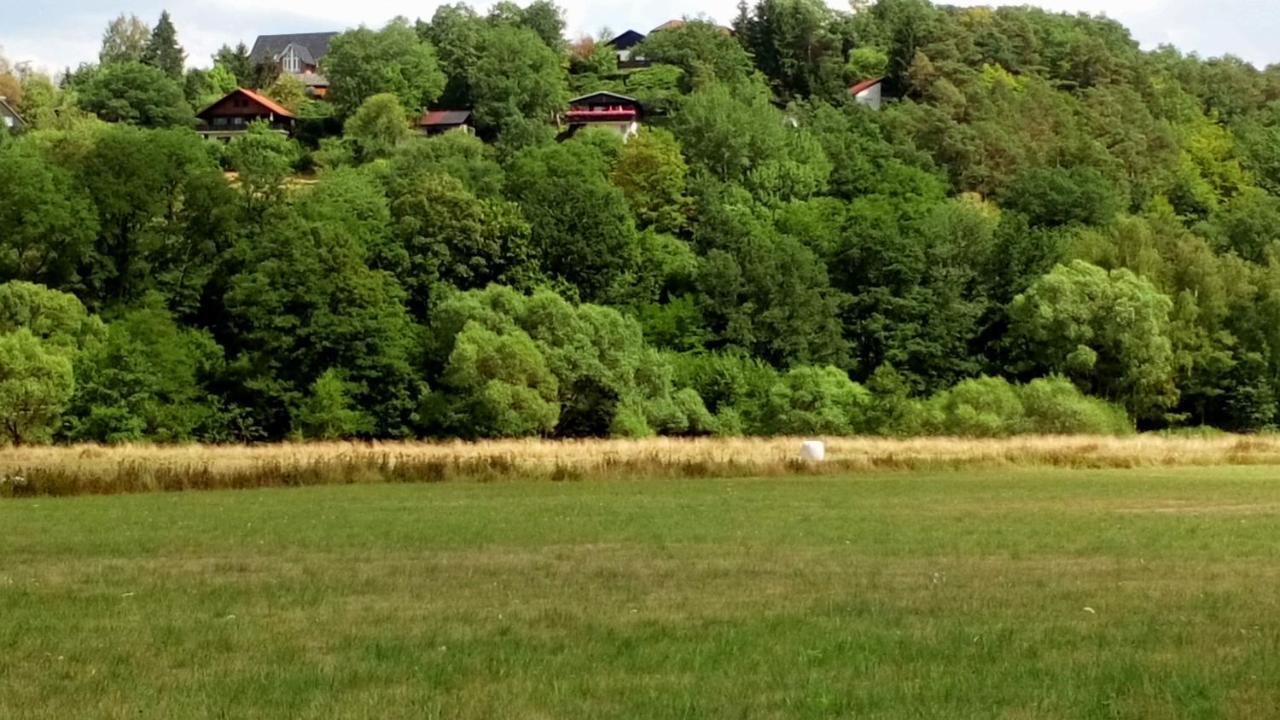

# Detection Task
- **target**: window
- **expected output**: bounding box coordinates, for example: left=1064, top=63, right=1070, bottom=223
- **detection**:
left=283, top=47, right=302, bottom=74
left=1, top=116, right=11, bottom=128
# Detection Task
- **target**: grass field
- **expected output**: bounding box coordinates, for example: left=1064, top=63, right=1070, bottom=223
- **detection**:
left=5, top=465, right=1280, bottom=718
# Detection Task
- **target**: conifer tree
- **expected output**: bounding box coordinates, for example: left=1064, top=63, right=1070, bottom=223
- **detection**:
left=142, top=11, right=186, bottom=79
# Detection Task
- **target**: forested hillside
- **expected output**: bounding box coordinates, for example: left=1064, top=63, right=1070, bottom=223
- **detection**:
left=3, top=0, right=1280, bottom=442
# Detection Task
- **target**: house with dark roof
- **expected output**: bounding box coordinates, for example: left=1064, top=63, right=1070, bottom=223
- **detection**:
left=606, top=30, right=649, bottom=68
left=562, top=92, right=643, bottom=140
left=250, top=32, right=340, bottom=97
left=0, top=96, right=25, bottom=133
left=196, top=88, right=297, bottom=141
left=420, top=110, right=473, bottom=136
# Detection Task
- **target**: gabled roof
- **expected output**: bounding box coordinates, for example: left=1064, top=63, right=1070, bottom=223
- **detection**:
left=277, top=42, right=316, bottom=66
left=0, top=96, right=24, bottom=129
left=420, top=110, right=472, bottom=127
left=197, top=88, right=297, bottom=121
left=250, top=32, right=340, bottom=65
left=849, top=77, right=884, bottom=95
left=607, top=30, right=646, bottom=50
left=569, top=91, right=640, bottom=106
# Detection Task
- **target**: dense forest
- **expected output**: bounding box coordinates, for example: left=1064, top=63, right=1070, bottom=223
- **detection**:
left=3, top=0, right=1280, bottom=443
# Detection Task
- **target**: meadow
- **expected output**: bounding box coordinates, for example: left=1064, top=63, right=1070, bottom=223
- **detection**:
left=5, top=434, right=1280, bottom=497
left=4, top=454, right=1280, bottom=718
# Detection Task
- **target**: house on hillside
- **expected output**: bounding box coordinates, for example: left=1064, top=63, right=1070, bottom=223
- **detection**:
left=562, top=92, right=643, bottom=140
left=849, top=77, right=885, bottom=110
left=420, top=110, right=474, bottom=136
left=606, top=30, right=649, bottom=68
left=250, top=32, right=340, bottom=98
left=0, top=96, right=25, bottom=133
left=196, top=88, right=296, bottom=141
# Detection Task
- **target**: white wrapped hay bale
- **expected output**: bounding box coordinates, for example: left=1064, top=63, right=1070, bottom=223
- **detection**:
left=800, top=440, right=826, bottom=462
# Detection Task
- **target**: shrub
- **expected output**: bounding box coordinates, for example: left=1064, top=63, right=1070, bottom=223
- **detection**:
left=1019, top=376, right=1133, bottom=435
left=927, top=376, right=1028, bottom=437
left=763, top=366, right=872, bottom=436
left=924, top=375, right=1132, bottom=437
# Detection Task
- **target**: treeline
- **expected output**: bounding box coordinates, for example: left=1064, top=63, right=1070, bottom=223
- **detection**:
left=3, top=0, right=1280, bottom=442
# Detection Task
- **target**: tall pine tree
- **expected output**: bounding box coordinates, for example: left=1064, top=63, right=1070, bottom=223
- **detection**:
left=142, top=11, right=186, bottom=80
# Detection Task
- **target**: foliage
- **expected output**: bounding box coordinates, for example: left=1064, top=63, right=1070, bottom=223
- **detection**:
left=99, top=14, right=150, bottom=66
left=467, top=24, right=567, bottom=134
left=76, top=62, right=194, bottom=128
left=611, top=128, right=691, bottom=233
left=64, top=298, right=221, bottom=442
left=224, top=122, right=302, bottom=209
left=505, top=142, right=639, bottom=302
left=343, top=93, right=412, bottom=162
left=0, top=328, right=75, bottom=445
left=1008, top=261, right=1177, bottom=421
left=12, top=0, right=1280, bottom=442
left=0, top=143, right=99, bottom=288
left=297, top=369, right=376, bottom=440
left=324, top=19, right=446, bottom=117
left=141, top=11, right=186, bottom=80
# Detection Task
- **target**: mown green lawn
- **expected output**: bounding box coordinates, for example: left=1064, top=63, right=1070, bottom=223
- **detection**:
left=4, top=467, right=1280, bottom=719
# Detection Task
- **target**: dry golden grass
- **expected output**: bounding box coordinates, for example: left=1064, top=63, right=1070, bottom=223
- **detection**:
left=3, top=434, right=1280, bottom=497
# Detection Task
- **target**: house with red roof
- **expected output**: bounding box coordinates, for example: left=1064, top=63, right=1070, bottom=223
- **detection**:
left=562, top=92, right=643, bottom=140
left=849, top=78, right=885, bottom=110
left=196, top=88, right=297, bottom=141
left=420, top=110, right=474, bottom=136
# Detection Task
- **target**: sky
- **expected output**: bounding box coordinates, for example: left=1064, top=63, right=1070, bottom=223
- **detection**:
left=2, top=0, right=1278, bottom=74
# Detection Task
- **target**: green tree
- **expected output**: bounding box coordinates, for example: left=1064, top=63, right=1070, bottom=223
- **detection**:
left=740, top=0, right=848, bottom=100
left=0, top=329, right=75, bottom=445
left=66, top=125, right=232, bottom=309
left=421, top=3, right=486, bottom=109
left=636, top=21, right=756, bottom=89
left=611, top=128, right=691, bottom=233
left=221, top=170, right=417, bottom=438
left=224, top=122, right=302, bottom=210
left=0, top=281, right=104, bottom=353
left=383, top=131, right=506, bottom=198
left=264, top=74, right=307, bottom=113
left=671, top=84, right=831, bottom=202
left=297, top=369, right=375, bottom=440
left=1008, top=260, right=1177, bottom=421
left=388, top=173, right=535, bottom=318
left=343, top=93, right=412, bottom=162
left=467, top=24, right=567, bottom=133
left=142, top=11, right=186, bottom=80
left=489, top=0, right=567, bottom=52
left=76, top=62, right=194, bottom=127
left=324, top=19, right=446, bottom=117
left=212, top=43, right=254, bottom=87
left=505, top=142, right=639, bottom=302
left=761, top=365, right=871, bottom=435
left=426, top=321, right=560, bottom=438
left=0, top=143, right=99, bottom=289
left=99, top=14, right=151, bottom=65
left=64, top=298, right=221, bottom=442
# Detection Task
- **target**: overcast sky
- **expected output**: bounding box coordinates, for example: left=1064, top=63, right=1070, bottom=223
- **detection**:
left=2, top=0, right=1277, bottom=74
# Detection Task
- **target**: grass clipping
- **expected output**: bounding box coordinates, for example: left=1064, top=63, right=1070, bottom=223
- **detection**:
left=3, top=435, right=1280, bottom=498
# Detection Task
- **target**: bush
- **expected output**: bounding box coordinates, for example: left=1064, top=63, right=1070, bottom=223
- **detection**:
left=923, top=375, right=1132, bottom=437
left=763, top=366, right=871, bottom=436
left=1019, top=376, right=1133, bottom=435
left=927, top=376, right=1028, bottom=437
